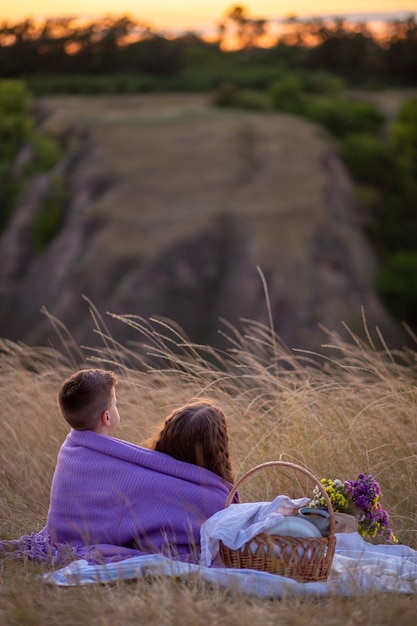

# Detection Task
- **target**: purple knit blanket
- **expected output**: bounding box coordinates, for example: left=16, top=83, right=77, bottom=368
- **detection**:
left=1, top=430, right=232, bottom=565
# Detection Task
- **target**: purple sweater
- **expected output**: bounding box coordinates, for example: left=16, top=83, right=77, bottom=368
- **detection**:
left=43, top=429, right=231, bottom=562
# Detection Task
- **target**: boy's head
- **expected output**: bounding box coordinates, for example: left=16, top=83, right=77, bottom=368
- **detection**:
left=58, top=369, right=119, bottom=433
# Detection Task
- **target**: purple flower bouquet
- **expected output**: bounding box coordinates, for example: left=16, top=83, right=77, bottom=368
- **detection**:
left=310, top=473, right=397, bottom=543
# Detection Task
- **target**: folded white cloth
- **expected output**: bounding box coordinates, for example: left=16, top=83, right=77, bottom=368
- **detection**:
left=200, top=495, right=310, bottom=567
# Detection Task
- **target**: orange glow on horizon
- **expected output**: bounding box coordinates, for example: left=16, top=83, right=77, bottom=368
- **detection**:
left=1, top=2, right=416, bottom=35
left=1, top=3, right=415, bottom=52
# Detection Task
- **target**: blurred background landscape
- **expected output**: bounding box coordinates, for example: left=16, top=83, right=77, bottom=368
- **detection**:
left=0, top=3, right=416, bottom=354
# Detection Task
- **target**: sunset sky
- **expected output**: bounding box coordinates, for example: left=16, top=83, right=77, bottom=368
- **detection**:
left=1, top=1, right=417, bottom=34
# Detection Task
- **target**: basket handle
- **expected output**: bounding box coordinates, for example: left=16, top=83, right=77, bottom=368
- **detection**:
left=226, top=461, right=336, bottom=536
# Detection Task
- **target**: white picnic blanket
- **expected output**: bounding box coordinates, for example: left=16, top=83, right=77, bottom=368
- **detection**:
left=43, top=533, right=417, bottom=596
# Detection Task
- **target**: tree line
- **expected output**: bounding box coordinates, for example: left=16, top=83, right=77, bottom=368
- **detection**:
left=0, top=11, right=416, bottom=88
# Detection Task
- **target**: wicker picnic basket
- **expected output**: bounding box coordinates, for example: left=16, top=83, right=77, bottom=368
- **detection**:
left=219, top=461, right=336, bottom=583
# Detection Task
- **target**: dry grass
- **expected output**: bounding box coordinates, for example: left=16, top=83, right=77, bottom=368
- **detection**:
left=1, top=306, right=417, bottom=624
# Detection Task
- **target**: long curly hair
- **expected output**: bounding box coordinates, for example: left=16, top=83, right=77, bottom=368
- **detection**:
left=148, top=399, right=234, bottom=484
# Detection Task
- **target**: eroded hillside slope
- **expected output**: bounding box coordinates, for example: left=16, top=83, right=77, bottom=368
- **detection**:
left=0, top=94, right=406, bottom=352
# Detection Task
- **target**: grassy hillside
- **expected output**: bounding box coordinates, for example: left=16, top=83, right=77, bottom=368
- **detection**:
left=1, top=310, right=417, bottom=624
left=0, top=93, right=406, bottom=353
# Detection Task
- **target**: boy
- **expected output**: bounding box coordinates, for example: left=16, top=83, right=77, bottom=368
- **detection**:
left=2, top=369, right=232, bottom=564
